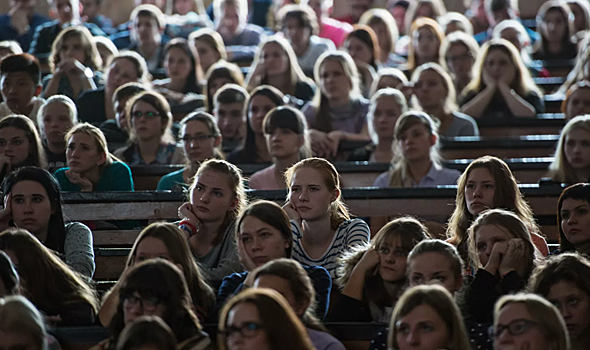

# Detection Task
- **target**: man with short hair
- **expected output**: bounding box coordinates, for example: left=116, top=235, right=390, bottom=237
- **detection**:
left=127, top=5, right=167, bottom=75
left=214, top=0, right=265, bottom=62
left=213, top=84, right=249, bottom=153
left=0, top=53, right=46, bottom=122
left=0, top=0, right=51, bottom=52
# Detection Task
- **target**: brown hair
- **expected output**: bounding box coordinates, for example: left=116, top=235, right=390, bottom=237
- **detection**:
left=0, top=115, right=47, bottom=170
left=406, top=17, right=445, bottom=71
left=50, top=26, right=102, bottom=73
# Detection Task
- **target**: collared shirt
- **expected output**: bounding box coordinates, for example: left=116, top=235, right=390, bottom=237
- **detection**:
left=373, top=163, right=461, bottom=188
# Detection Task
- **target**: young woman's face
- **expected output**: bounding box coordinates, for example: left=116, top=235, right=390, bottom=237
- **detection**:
left=560, top=198, right=590, bottom=246
left=345, top=37, right=373, bottom=65
left=106, top=58, right=140, bottom=92
left=398, top=123, right=434, bottom=163
left=239, top=215, right=289, bottom=267
left=377, top=235, right=407, bottom=283
left=547, top=280, right=590, bottom=340
left=265, top=127, right=302, bottom=160
left=475, top=224, right=514, bottom=267
left=249, top=95, right=276, bottom=134
left=319, top=60, right=352, bottom=102
left=190, top=170, right=237, bottom=223
left=395, top=304, right=451, bottom=350
left=226, top=302, right=270, bottom=350
left=194, top=40, right=221, bottom=73
left=174, top=0, right=194, bottom=15
left=542, top=9, right=567, bottom=43
left=59, top=35, right=86, bottom=63
left=41, top=102, right=75, bottom=145
left=484, top=48, right=516, bottom=84
left=253, top=275, right=300, bottom=315
left=165, top=47, right=192, bottom=82
left=289, top=167, right=336, bottom=222
left=566, top=88, right=590, bottom=121
left=564, top=128, right=590, bottom=172
left=133, top=237, right=172, bottom=266
left=372, top=96, right=402, bottom=140
left=66, top=132, right=106, bottom=173
left=494, top=303, right=548, bottom=350
left=260, top=43, right=289, bottom=76
left=10, top=180, right=52, bottom=237
left=123, top=291, right=167, bottom=325
left=413, top=69, right=447, bottom=109
left=181, top=120, right=219, bottom=163
left=131, top=100, right=165, bottom=142
left=408, top=252, right=461, bottom=295
left=464, top=167, right=496, bottom=217
left=445, top=43, right=473, bottom=80
left=413, top=27, right=439, bottom=61
left=0, top=127, right=31, bottom=167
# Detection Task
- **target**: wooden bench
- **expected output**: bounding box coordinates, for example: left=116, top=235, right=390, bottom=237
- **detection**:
left=476, top=114, right=564, bottom=138
left=531, top=59, right=576, bottom=78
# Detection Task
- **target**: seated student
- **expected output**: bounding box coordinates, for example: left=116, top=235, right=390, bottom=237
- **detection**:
left=0, top=0, right=50, bottom=53
left=460, top=39, right=544, bottom=119
left=0, top=115, right=47, bottom=182
left=0, top=54, right=45, bottom=122
left=213, top=0, right=264, bottom=62
left=188, top=28, right=227, bottom=81
left=555, top=183, right=590, bottom=256
left=216, top=201, right=331, bottom=318
left=446, top=156, right=549, bottom=267
left=568, top=0, right=590, bottom=37
left=0, top=167, right=95, bottom=277
left=407, top=239, right=464, bottom=295
left=253, top=259, right=344, bottom=350
left=473, top=0, right=539, bottom=46
left=249, top=107, right=311, bottom=190
left=562, top=81, right=590, bottom=122
left=114, top=91, right=185, bottom=166
left=158, top=112, right=223, bottom=191
left=0, top=295, right=52, bottom=350
left=29, top=0, right=106, bottom=65
left=92, top=260, right=211, bottom=350
left=410, top=63, right=479, bottom=137
left=42, top=27, right=103, bottom=100
left=343, top=26, right=380, bottom=97
left=116, top=316, right=177, bottom=350
left=152, top=38, right=205, bottom=120
left=54, top=123, right=134, bottom=192
left=373, top=111, right=461, bottom=188
left=245, top=36, right=316, bottom=104
left=0, top=250, right=19, bottom=297
left=283, top=158, right=370, bottom=278
left=81, top=0, right=113, bottom=33
left=218, top=289, right=315, bottom=350
left=331, top=217, right=430, bottom=322
left=213, top=84, right=249, bottom=154
left=77, top=50, right=150, bottom=123
left=348, top=88, right=407, bottom=163
left=300, top=0, right=353, bottom=48
left=528, top=253, right=590, bottom=350
left=227, top=86, right=285, bottom=165
left=388, top=285, right=471, bottom=350
left=126, top=5, right=167, bottom=75
left=548, top=115, right=590, bottom=185
left=177, top=159, right=246, bottom=288
left=277, top=5, right=335, bottom=78
left=533, top=1, right=578, bottom=60
left=38, top=96, right=78, bottom=168
left=461, top=209, right=541, bottom=323
left=440, top=31, right=479, bottom=99
left=491, top=294, right=570, bottom=350
left=401, top=17, right=445, bottom=76
left=0, top=228, right=98, bottom=326
left=97, top=222, right=215, bottom=326
left=439, top=12, right=474, bottom=35
left=99, top=82, right=148, bottom=152
left=359, top=10, right=406, bottom=68
left=204, top=61, right=244, bottom=114
left=303, top=51, right=370, bottom=158
left=94, top=36, right=118, bottom=71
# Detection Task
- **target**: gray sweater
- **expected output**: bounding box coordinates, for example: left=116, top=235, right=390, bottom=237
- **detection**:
left=64, top=222, right=95, bottom=278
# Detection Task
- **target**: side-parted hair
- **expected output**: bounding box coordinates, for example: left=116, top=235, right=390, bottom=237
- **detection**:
left=164, top=38, right=202, bottom=93
left=404, top=0, right=447, bottom=35
left=285, top=157, right=350, bottom=229
left=562, top=80, right=590, bottom=120
left=116, top=316, right=177, bottom=350
left=367, top=88, right=408, bottom=145
left=407, top=239, right=464, bottom=283
left=107, top=50, right=151, bottom=84
left=0, top=53, right=41, bottom=85
left=406, top=17, right=445, bottom=71
left=411, top=62, right=457, bottom=115
left=181, top=112, right=224, bottom=161
left=0, top=295, right=47, bottom=350
left=528, top=253, right=590, bottom=304
left=131, top=4, right=166, bottom=30
left=359, top=9, right=399, bottom=55
left=345, top=25, right=381, bottom=70
left=112, top=82, right=149, bottom=106
left=38, top=95, right=78, bottom=136
left=0, top=115, right=47, bottom=169
left=388, top=285, right=471, bottom=350
left=66, top=123, right=116, bottom=172
left=440, top=31, right=479, bottom=78
left=213, top=83, right=249, bottom=112
left=50, top=26, right=102, bottom=73
left=549, top=115, right=590, bottom=184
left=438, top=12, right=473, bottom=35
left=369, top=68, right=409, bottom=96
left=556, top=183, right=590, bottom=252
left=263, top=106, right=312, bottom=160
left=218, top=289, right=316, bottom=350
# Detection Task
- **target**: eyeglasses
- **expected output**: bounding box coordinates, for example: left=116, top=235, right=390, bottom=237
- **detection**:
left=182, top=134, right=215, bottom=143
left=122, top=294, right=161, bottom=311
left=225, top=322, right=264, bottom=338
left=488, top=319, right=540, bottom=339
left=131, top=110, right=161, bottom=119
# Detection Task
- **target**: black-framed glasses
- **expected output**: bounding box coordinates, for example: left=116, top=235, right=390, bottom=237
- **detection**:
left=132, top=110, right=161, bottom=119
left=225, top=322, right=264, bottom=338
left=122, top=294, right=161, bottom=311
left=488, top=319, right=540, bottom=339
left=182, top=134, right=215, bottom=143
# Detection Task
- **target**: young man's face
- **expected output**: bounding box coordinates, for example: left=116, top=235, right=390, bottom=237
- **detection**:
left=215, top=101, right=246, bottom=140
left=10, top=0, right=37, bottom=17
left=0, top=72, right=40, bottom=113
left=218, top=3, right=242, bottom=37
left=54, top=0, right=81, bottom=24
left=133, top=15, right=162, bottom=45
left=80, top=0, right=99, bottom=20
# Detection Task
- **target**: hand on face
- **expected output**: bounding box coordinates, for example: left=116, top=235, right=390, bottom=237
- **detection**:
left=356, top=248, right=380, bottom=274
left=178, top=202, right=202, bottom=234
left=282, top=201, right=301, bottom=225
left=483, top=240, right=508, bottom=276
left=65, top=170, right=93, bottom=191
left=483, top=70, right=497, bottom=88
left=498, top=238, right=526, bottom=276
left=237, top=233, right=258, bottom=272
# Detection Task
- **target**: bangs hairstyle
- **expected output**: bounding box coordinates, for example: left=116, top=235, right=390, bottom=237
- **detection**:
left=125, top=222, right=215, bottom=316
left=0, top=296, right=47, bottom=350
left=388, top=285, right=471, bottom=350
left=438, top=12, right=473, bottom=35
left=556, top=183, right=590, bottom=252
left=549, top=115, right=590, bottom=184
left=367, top=88, right=408, bottom=145
left=164, top=38, right=202, bottom=93
left=66, top=123, right=115, bottom=172
left=284, top=157, right=350, bottom=230
left=205, top=61, right=244, bottom=113
left=116, top=316, right=177, bottom=350
left=369, top=67, right=409, bottom=96
left=107, top=50, right=151, bottom=84
left=440, top=30, right=479, bottom=74
left=407, top=239, right=464, bottom=282
left=125, top=90, right=174, bottom=143
left=263, top=106, right=311, bottom=159
left=0, top=115, right=46, bottom=169
left=345, top=25, right=381, bottom=69
left=536, top=1, right=575, bottom=54
left=38, top=95, right=78, bottom=135
left=359, top=9, right=399, bottom=54
left=388, top=111, right=441, bottom=187
left=0, top=53, right=41, bottom=85
left=407, top=17, right=445, bottom=71
left=236, top=201, right=293, bottom=258
left=50, top=26, right=102, bottom=73
left=411, top=62, right=457, bottom=115
left=188, top=28, right=228, bottom=62
left=404, top=0, right=447, bottom=34
left=561, top=80, right=590, bottom=119
left=180, top=111, right=224, bottom=160
left=528, top=252, right=590, bottom=302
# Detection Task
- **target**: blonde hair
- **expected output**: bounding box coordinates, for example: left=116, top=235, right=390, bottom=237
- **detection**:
left=359, top=9, right=399, bottom=55
left=188, top=28, right=228, bottom=63
left=406, top=17, right=446, bottom=71
left=38, top=95, right=78, bottom=136
left=284, top=157, right=350, bottom=230
left=411, top=62, right=457, bottom=115
left=0, top=295, right=47, bottom=350
left=50, top=26, right=102, bottom=73
left=213, top=0, right=248, bottom=25
left=367, top=88, right=408, bottom=145
left=404, top=0, right=447, bottom=34
left=492, top=20, right=533, bottom=66
left=549, top=115, right=590, bottom=183
left=66, top=123, right=115, bottom=172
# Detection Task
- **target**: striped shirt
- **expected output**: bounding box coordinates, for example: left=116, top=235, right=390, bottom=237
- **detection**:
left=291, top=218, right=370, bottom=278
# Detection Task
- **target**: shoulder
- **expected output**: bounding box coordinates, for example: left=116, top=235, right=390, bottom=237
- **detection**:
left=65, top=221, right=91, bottom=233
left=109, top=161, right=132, bottom=173
left=77, top=88, right=105, bottom=103
left=54, top=167, right=68, bottom=178
left=244, top=24, right=264, bottom=35
left=37, top=20, right=59, bottom=32
left=373, top=171, right=390, bottom=188
left=338, top=218, right=370, bottom=233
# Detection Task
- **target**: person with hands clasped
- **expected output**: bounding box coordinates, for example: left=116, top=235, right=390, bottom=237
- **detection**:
left=460, top=208, right=541, bottom=323
left=283, top=158, right=370, bottom=279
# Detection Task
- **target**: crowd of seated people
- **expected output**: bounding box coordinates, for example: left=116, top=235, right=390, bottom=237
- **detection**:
left=2, top=0, right=590, bottom=349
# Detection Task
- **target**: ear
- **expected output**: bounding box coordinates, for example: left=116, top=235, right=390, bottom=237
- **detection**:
left=330, top=187, right=340, bottom=203
left=228, top=197, right=239, bottom=212
left=34, top=85, right=42, bottom=97
left=293, top=300, right=310, bottom=317
left=213, top=135, right=222, bottom=148
left=454, top=274, right=464, bottom=293
left=97, top=152, right=107, bottom=166
left=429, top=133, right=437, bottom=147
left=297, top=135, right=304, bottom=148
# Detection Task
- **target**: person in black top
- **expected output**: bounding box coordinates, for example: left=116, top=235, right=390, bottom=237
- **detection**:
left=38, top=95, right=78, bottom=168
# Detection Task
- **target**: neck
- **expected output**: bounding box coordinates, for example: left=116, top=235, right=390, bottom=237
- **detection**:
left=255, top=134, right=270, bottom=162
left=407, top=159, right=432, bottom=184
left=267, top=74, right=289, bottom=91
left=301, top=214, right=333, bottom=245
left=375, top=138, right=393, bottom=152
left=422, top=105, right=446, bottom=119
left=168, top=78, right=187, bottom=92
left=547, top=41, right=563, bottom=54
left=195, top=218, right=224, bottom=242
left=47, top=141, right=66, bottom=155
left=572, top=330, right=590, bottom=350
left=138, top=137, right=161, bottom=161
left=379, top=51, right=389, bottom=64
left=383, top=279, right=404, bottom=301
left=292, top=40, right=310, bottom=57
left=140, top=41, right=158, bottom=58
left=417, top=55, right=434, bottom=66
left=329, top=96, right=350, bottom=108
left=35, top=229, right=48, bottom=244
left=14, top=100, right=35, bottom=116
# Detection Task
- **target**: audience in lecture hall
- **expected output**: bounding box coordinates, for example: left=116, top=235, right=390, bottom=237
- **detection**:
left=3, top=0, right=590, bottom=347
